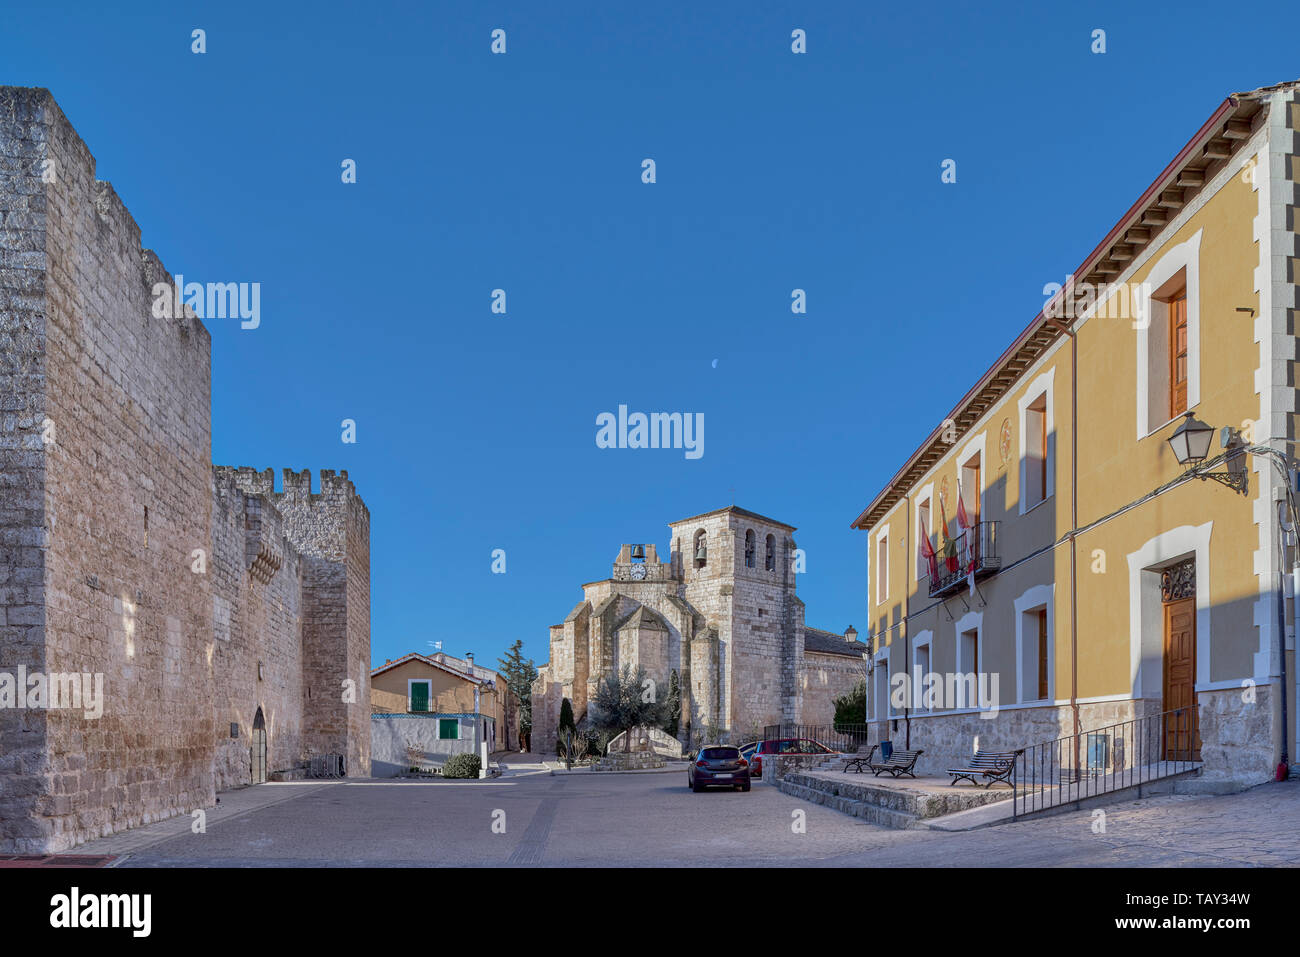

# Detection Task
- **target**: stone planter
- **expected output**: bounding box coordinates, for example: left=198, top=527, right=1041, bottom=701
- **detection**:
left=596, top=751, right=666, bottom=771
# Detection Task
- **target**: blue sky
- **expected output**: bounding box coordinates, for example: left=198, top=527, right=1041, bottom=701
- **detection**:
left=3, top=2, right=1295, bottom=672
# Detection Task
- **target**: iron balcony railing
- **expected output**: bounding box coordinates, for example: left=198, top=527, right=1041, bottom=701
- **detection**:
left=928, top=521, right=1001, bottom=597
left=1011, top=706, right=1200, bottom=818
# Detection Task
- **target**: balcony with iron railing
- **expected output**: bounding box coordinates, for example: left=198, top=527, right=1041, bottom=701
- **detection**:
left=926, top=521, right=1001, bottom=597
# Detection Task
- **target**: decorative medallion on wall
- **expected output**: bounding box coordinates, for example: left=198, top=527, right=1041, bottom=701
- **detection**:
left=999, top=417, right=1013, bottom=465
left=1160, top=559, right=1196, bottom=602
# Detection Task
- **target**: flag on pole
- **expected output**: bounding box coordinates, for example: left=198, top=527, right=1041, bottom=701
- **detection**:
left=938, top=501, right=958, bottom=573
left=918, top=516, right=938, bottom=581
left=955, top=482, right=973, bottom=573
left=955, top=482, right=976, bottom=595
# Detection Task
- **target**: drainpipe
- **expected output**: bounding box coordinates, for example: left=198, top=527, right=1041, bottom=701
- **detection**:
left=1052, top=318, right=1081, bottom=770
left=1278, top=501, right=1292, bottom=775
left=903, top=489, right=911, bottom=750
left=1066, top=324, right=1081, bottom=750
left=1287, top=555, right=1296, bottom=771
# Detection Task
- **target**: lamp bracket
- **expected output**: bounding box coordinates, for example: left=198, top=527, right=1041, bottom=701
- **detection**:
left=1194, top=469, right=1250, bottom=495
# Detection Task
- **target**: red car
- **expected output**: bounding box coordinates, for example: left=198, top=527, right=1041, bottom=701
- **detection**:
left=746, top=738, right=835, bottom=778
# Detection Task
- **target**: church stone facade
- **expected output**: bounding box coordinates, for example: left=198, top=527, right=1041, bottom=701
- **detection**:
left=531, top=507, right=866, bottom=754
left=0, top=87, right=370, bottom=853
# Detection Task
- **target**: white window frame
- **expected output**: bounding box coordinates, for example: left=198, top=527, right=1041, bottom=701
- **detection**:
left=912, top=630, right=933, bottom=712
left=1136, top=229, right=1202, bottom=439
left=914, top=483, right=934, bottom=580
left=1013, top=584, right=1055, bottom=704
left=954, top=610, right=984, bottom=709
left=1017, top=366, right=1056, bottom=515
left=954, top=432, right=986, bottom=521
left=874, top=525, right=890, bottom=608
left=872, top=644, right=891, bottom=720
left=1126, top=522, right=1214, bottom=698
left=407, top=678, right=433, bottom=712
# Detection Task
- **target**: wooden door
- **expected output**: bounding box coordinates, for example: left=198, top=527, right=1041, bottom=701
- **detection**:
left=1162, top=597, right=1199, bottom=760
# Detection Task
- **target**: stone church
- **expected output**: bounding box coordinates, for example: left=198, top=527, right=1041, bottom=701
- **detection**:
left=532, top=506, right=867, bottom=754
left=0, top=88, right=371, bottom=853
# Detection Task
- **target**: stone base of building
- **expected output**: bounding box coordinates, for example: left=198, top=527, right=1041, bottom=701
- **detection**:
left=1196, top=685, right=1276, bottom=785
left=873, top=690, right=1278, bottom=791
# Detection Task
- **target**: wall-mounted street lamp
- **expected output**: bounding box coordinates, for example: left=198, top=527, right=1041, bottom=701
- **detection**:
left=1166, top=411, right=1214, bottom=464
left=1166, top=412, right=1249, bottom=494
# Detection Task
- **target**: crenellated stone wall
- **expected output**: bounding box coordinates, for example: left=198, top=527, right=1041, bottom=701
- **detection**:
left=0, top=87, right=371, bottom=852
left=1, top=87, right=215, bottom=852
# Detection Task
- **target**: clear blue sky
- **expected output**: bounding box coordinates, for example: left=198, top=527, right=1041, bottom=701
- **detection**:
left=3, top=2, right=1295, bottom=672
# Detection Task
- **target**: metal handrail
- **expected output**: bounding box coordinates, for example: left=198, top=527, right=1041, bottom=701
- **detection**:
left=1011, top=706, right=1199, bottom=818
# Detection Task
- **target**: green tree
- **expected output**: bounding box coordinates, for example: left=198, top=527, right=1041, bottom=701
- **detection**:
left=833, top=680, right=867, bottom=727
left=497, top=639, right=539, bottom=750
left=559, top=697, right=575, bottom=734
left=588, top=664, right=667, bottom=752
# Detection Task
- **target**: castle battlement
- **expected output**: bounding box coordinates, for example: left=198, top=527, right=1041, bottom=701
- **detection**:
left=212, top=466, right=369, bottom=521
left=0, top=88, right=374, bottom=854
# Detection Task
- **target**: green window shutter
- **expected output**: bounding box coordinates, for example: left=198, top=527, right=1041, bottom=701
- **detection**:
left=439, top=718, right=459, bottom=740
left=410, top=683, right=429, bottom=712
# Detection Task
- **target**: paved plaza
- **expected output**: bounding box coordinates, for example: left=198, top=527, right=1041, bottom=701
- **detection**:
left=58, top=767, right=1300, bottom=868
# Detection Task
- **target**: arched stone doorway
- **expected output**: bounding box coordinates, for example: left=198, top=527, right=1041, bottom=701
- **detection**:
left=251, top=707, right=267, bottom=784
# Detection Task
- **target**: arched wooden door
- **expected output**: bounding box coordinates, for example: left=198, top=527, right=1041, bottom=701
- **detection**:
left=251, top=707, right=267, bottom=784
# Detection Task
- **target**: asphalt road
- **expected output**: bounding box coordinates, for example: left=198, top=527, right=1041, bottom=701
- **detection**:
left=98, top=770, right=1300, bottom=868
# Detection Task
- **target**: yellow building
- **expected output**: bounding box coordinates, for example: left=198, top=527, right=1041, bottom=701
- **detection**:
left=370, top=651, right=511, bottom=751
left=852, top=81, right=1299, bottom=790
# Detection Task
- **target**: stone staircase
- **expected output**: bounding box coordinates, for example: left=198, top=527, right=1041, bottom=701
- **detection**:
left=781, top=771, right=926, bottom=828
left=813, top=752, right=867, bottom=772
left=779, top=765, right=1013, bottom=830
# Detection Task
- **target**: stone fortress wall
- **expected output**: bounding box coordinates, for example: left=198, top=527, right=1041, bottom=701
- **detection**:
left=0, top=87, right=370, bottom=853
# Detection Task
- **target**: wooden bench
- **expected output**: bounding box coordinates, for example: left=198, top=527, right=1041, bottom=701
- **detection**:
left=842, top=745, right=878, bottom=774
left=864, top=747, right=924, bottom=778
left=947, top=750, right=1019, bottom=788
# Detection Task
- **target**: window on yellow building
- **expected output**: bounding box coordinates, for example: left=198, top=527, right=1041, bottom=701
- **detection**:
left=875, top=532, right=889, bottom=606
left=960, top=453, right=981, bottom=523
left=913, top=640, right=931, bottom=711
left=1024, top=393, right=1049, bottom=510
left=1167, top=285, right=1189, bottom=419
left=1139, top=246, right=1198, bottom=436
left=958, top=627, right=980, bottom=708
left=917, top=497, right=931, bottom=578
left=1036, top=609, right=1049, bottom=700
left=409, top=680, right=431, bottom=713
left=873, top=651, right=890, bottom=719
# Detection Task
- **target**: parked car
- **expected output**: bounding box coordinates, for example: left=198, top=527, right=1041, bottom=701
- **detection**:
left=747, top=738, right=836, bottom=778
left=688, top=745, right=751, bottom=792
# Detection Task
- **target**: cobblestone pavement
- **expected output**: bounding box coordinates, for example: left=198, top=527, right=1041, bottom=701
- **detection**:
left=66, top=772, right=1300, bottom=867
